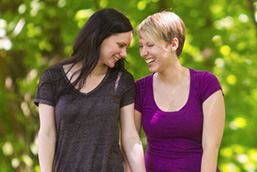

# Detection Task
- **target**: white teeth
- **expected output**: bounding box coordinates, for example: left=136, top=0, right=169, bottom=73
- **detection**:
left=113, top=56, right=119, bottom=61
left=146, top=59, right=155, bottom=64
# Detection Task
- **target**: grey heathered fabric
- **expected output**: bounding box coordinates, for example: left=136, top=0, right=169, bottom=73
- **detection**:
left=34, top=66, right=135, bottom=172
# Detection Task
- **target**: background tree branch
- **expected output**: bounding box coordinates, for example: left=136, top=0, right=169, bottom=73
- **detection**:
left=247, top=0, right=257, bottom=37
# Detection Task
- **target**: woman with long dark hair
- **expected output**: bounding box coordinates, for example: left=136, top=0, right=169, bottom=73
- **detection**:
left=35, top=8, right=145, bottom=172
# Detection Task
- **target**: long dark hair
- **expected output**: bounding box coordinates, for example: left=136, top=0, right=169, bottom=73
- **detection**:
left=53, top=8, right=133, bottom=90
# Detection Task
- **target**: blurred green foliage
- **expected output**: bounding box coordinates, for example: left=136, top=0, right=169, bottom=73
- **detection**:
left=0, top=0, right=257, bottom=171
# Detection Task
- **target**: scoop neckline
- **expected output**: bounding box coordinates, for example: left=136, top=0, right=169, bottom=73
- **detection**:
left=60, top=65, right=110, bottom=96
left=151, top=68, right=192, bottom=113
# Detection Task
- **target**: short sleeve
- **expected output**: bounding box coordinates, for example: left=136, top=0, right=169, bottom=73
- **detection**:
left=135, top=79, right=143, bottom=113
left=200, top=72, right=222, bottom=103
left=120, top=71, right=135, bottom=107
left=34, top=69, right=56, bottom=107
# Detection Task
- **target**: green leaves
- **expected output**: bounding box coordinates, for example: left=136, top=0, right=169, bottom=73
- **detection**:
left=0, top=0, right=257, bottom=171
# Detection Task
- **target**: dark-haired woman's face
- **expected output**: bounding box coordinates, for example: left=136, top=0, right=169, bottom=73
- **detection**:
left=98, top=31, right=133, bottom=68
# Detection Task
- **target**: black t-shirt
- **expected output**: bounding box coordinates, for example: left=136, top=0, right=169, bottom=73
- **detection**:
left=35, top=65, right=135, bottom=172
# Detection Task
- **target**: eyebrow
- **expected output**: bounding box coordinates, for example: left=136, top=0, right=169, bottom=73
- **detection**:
left=138, top=41, right=152, bottom=45
left=118, top=42, right=130, bottom=47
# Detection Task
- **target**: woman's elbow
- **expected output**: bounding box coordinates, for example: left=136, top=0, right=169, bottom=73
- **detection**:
left=202, top=142, right=221, bottom=152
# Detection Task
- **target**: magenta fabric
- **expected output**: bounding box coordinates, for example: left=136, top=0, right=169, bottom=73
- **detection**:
left=135, top=68, right=222, bottom=172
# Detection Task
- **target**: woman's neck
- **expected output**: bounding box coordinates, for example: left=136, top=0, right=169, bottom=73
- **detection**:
left=68, top=62, right=108, bottom=76
left=155, top=62, right=189, bottom=86
left=90, top=64, right=109, bottom=76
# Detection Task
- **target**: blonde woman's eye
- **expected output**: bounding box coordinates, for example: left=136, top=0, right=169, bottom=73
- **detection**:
left=148, top=44, right=154, bottom=47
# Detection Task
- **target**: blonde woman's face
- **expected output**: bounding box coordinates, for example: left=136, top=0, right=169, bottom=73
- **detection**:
left=139, top=36, right=173, bottom=73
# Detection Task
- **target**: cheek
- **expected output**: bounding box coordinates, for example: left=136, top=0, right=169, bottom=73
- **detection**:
left=100, top=47, right=111, bottom=57
left=139, top=49, right=143, bottom=57
left=105, top=45, right=116, bottom=53
left=139, top=48, right=147, bottom=57
left=149, top=47, right=157, bottom=53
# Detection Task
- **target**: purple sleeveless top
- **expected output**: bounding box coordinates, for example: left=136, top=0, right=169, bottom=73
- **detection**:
left=135, top=68, right=222, bottom=172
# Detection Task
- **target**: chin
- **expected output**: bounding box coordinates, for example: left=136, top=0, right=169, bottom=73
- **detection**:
left=149, top=67, right=157, bottom=73
left=107, top=63, right=116, bottom=68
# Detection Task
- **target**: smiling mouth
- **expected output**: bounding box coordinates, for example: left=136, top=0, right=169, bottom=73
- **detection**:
left=113, top=56, right=119, bottom=61
left=146, top=59, right=155, bottom=64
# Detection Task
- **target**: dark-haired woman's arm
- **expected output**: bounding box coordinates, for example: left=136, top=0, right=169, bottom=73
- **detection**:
left=38, top=103, right=56, bottom=172
left=120, top=104, right=146, bottom=172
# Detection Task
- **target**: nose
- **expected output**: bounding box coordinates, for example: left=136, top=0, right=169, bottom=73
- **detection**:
left=140, top=47, right=148, bottom=58
left=120, top=48, right=127, bottom=58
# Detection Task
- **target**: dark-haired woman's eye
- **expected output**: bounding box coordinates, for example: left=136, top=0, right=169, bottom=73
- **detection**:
left=118, top=44, right=124, bottom=48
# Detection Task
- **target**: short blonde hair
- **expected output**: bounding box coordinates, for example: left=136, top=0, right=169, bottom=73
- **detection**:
left=137, top=11, right=185, bottom=57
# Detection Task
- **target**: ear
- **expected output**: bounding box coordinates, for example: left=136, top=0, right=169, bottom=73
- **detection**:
left=171, top=38, right=179, bottom=51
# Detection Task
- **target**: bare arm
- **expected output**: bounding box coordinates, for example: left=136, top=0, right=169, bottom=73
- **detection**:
left=120, top=104, right=146, bottom=172
left=134, top=110, right=142, bottom=136
left=201, top=90, right=225, bottom=172
left=120, top=109, right=143, bottom=172
left=122, top=109, right=143, bottom=172
left=119, top=132, right=132, bottom=172
left=38, top=103, right=56, bottom=172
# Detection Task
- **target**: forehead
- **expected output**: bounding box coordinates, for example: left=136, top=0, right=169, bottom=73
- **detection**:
left=110, top=31, right=133, bottom=43
left=138, top=36, right=155, bottom=44
left=139, top=36, right=169, bottom=49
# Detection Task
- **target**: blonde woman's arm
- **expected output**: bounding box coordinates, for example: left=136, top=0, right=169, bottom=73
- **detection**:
left=201, top=90, right=225, bottom=172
